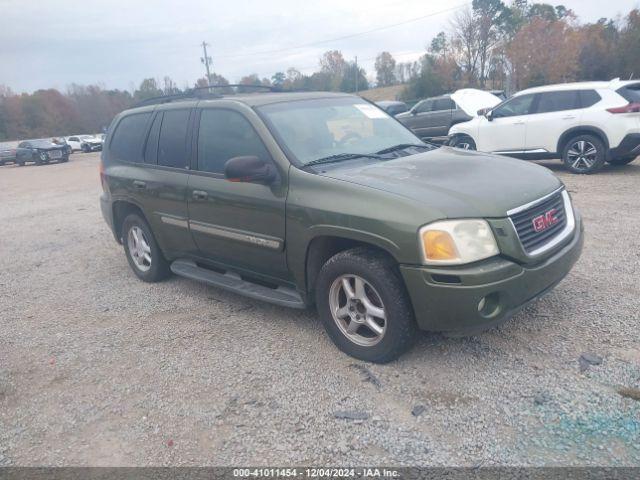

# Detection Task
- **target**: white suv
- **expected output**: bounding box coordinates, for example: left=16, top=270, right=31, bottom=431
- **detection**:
left=448, top=79, right=640, bottom=174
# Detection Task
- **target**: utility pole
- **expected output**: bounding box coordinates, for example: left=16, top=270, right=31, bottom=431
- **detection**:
left=354, top=56, right=358, bottom=94
left=200, top=41, right=212, bottom=85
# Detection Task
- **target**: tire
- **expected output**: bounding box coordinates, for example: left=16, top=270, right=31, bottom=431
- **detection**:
left=607, top=155, right=637, bottom=166
left=82, top=144, right=90, bottom=153
left=450, top=134, right=476, bottom=150
left=315, top=247, right=417, bottom=363
left=121, top=213, right=171, bottom=282
left=562, top=134, right=606, bottom=174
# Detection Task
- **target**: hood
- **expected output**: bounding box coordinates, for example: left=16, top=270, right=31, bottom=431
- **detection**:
left=317, top=148, right=562, bottom=219
left=451, top=89, right=501, bottom=116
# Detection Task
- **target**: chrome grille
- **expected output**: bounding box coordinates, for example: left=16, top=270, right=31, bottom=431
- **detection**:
left=510, top=192, right=567, bottom=254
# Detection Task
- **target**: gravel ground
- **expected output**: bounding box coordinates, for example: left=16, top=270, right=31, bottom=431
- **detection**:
left=0, top=153, right=639, bottom=466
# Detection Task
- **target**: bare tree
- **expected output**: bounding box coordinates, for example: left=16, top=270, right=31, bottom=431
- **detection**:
left=450, top=7, right=481, bottom=85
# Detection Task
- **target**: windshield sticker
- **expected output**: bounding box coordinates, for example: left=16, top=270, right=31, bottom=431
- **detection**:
left=355, top=104, right=387, bottom=119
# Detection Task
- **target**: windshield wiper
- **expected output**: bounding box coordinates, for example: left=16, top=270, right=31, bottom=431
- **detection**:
left=375, top=143, right=433, bottom=155
left=304, top=152, right=383, bottom=167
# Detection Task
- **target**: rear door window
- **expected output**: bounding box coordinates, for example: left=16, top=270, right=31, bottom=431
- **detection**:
left=157, top=109, right=191, bottom=169
left=197, top=109, right=271, bottom=175
left=579, top=90, right=601, bottom=108
left=535, top=91, right=580, bottom=113
left=110, top=113, right=152, bottom=163
left=433, top=98, right=455, bottom=111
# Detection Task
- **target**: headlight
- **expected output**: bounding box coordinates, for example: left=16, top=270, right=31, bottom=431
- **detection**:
left=419, top=219, right=499, bottom=265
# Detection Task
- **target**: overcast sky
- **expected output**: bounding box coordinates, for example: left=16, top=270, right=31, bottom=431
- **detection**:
left=1, top=0, right=638, bottom=93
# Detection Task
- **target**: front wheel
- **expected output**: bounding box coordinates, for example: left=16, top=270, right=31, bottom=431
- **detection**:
left=562, top=135, right=606, bottom=174
left=449, top=135, right=476, bottom=150
left=315, top=247, right=417, bottom=363
left=122, top=214, right=171, bottom=282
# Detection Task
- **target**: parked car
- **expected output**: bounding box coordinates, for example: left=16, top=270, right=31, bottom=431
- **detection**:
left=16, top=139, right=69, bottom=165
left=52, top=137, right=72, bottom=155
left=448, top=79, right=640, bottom=174
left=0, top=142, right=21, bottom=166
left=66, top=135, right=103, bottom=153
left=376, top=100, right=409, bottom=116
left=100, top=91, right=583, bottom=363
left=396, top=89, right=501, bottom=143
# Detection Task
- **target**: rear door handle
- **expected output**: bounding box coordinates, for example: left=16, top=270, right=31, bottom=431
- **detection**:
left=133, top=180, right=147, bottom=189
left=192, top=190, right=208, bottom=200
left=513, top=121, right=525, bottom=125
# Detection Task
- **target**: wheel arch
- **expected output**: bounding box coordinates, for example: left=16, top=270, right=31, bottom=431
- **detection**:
left=111, top=199, right=148, bottom=244
left=304, top=234, right=399, bottom=304
left=557, top=126, right=609, bottom=155
left=447, top=131, right=476, bottom=146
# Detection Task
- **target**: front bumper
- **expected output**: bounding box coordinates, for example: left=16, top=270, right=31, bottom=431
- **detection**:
left=610, top=133, right=640, bottom=159
left=400, top=212, right=584, bottom=334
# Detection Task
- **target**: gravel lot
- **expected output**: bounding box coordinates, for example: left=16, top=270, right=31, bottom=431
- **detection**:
left=1, top=153, right=639, bottom=466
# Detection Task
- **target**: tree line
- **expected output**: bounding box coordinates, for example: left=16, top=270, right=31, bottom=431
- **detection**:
left=1, top=0, right=639, bottom=141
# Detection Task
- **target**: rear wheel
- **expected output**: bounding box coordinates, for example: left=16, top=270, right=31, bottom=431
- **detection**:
left=315, top=247, right=417, bottom=363
left=122, top=214, right=171, bottom=282
left=450, top=135, right=476, bottom=150
left=562, top=134, right=606, bottom=174
left=607, top=156, right=637, bottom=166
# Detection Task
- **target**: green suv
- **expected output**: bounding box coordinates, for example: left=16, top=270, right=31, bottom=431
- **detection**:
left=100, top=91, right=583, bottom=363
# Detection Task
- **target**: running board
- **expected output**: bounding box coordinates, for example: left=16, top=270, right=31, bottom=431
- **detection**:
left=170, top=259, right=305, bottom=309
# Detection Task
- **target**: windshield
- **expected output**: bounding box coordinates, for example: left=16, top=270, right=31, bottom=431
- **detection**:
left=258, top=97, right=423, bottom=165
left=80, top=135, right=94, bottom=140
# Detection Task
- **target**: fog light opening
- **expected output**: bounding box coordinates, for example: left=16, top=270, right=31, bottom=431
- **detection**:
left=477, top=297, right=486, bottom=312
left=478, top=293, right=501, bottom=318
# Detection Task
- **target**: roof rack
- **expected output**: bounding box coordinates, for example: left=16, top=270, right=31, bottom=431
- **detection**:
left=133, top=84, right=282, bottom=108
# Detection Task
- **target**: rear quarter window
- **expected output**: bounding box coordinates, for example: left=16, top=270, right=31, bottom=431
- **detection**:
left=617, top=83, right=640, bottom=103
left=110, top=113, right=152, bottom=163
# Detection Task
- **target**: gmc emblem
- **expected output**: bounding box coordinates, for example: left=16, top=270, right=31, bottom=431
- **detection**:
left=532, top=209, right=559, bottom=232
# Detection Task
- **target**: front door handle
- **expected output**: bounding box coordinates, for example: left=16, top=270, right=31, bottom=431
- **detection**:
left=513, top=121, right=525, bottom=125
left=133, top=180, right=147, bottom=189
left=192, top=190, right=208, bottom=200
left=562, top=116, right=576, bottom=120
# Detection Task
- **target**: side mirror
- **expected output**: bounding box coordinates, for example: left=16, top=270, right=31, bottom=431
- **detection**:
left=477, top=107, right=489, bottom=116
left=224, top=156, right=277, bottom=185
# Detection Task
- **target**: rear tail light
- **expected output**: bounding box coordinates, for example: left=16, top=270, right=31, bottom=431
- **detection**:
left=607, top=103, right=640, bottom=114
left=99, top=160, right=108, bottom=192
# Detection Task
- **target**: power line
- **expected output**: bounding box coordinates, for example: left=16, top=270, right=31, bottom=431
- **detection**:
left=212, top=2, right=469, bottom=60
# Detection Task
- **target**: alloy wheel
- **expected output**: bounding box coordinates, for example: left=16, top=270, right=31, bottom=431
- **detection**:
left=567, top=140, right=598, bottom=171
left=127, top=226, right=152, bottom=272
left=328, top=274, right=387, bottom=347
